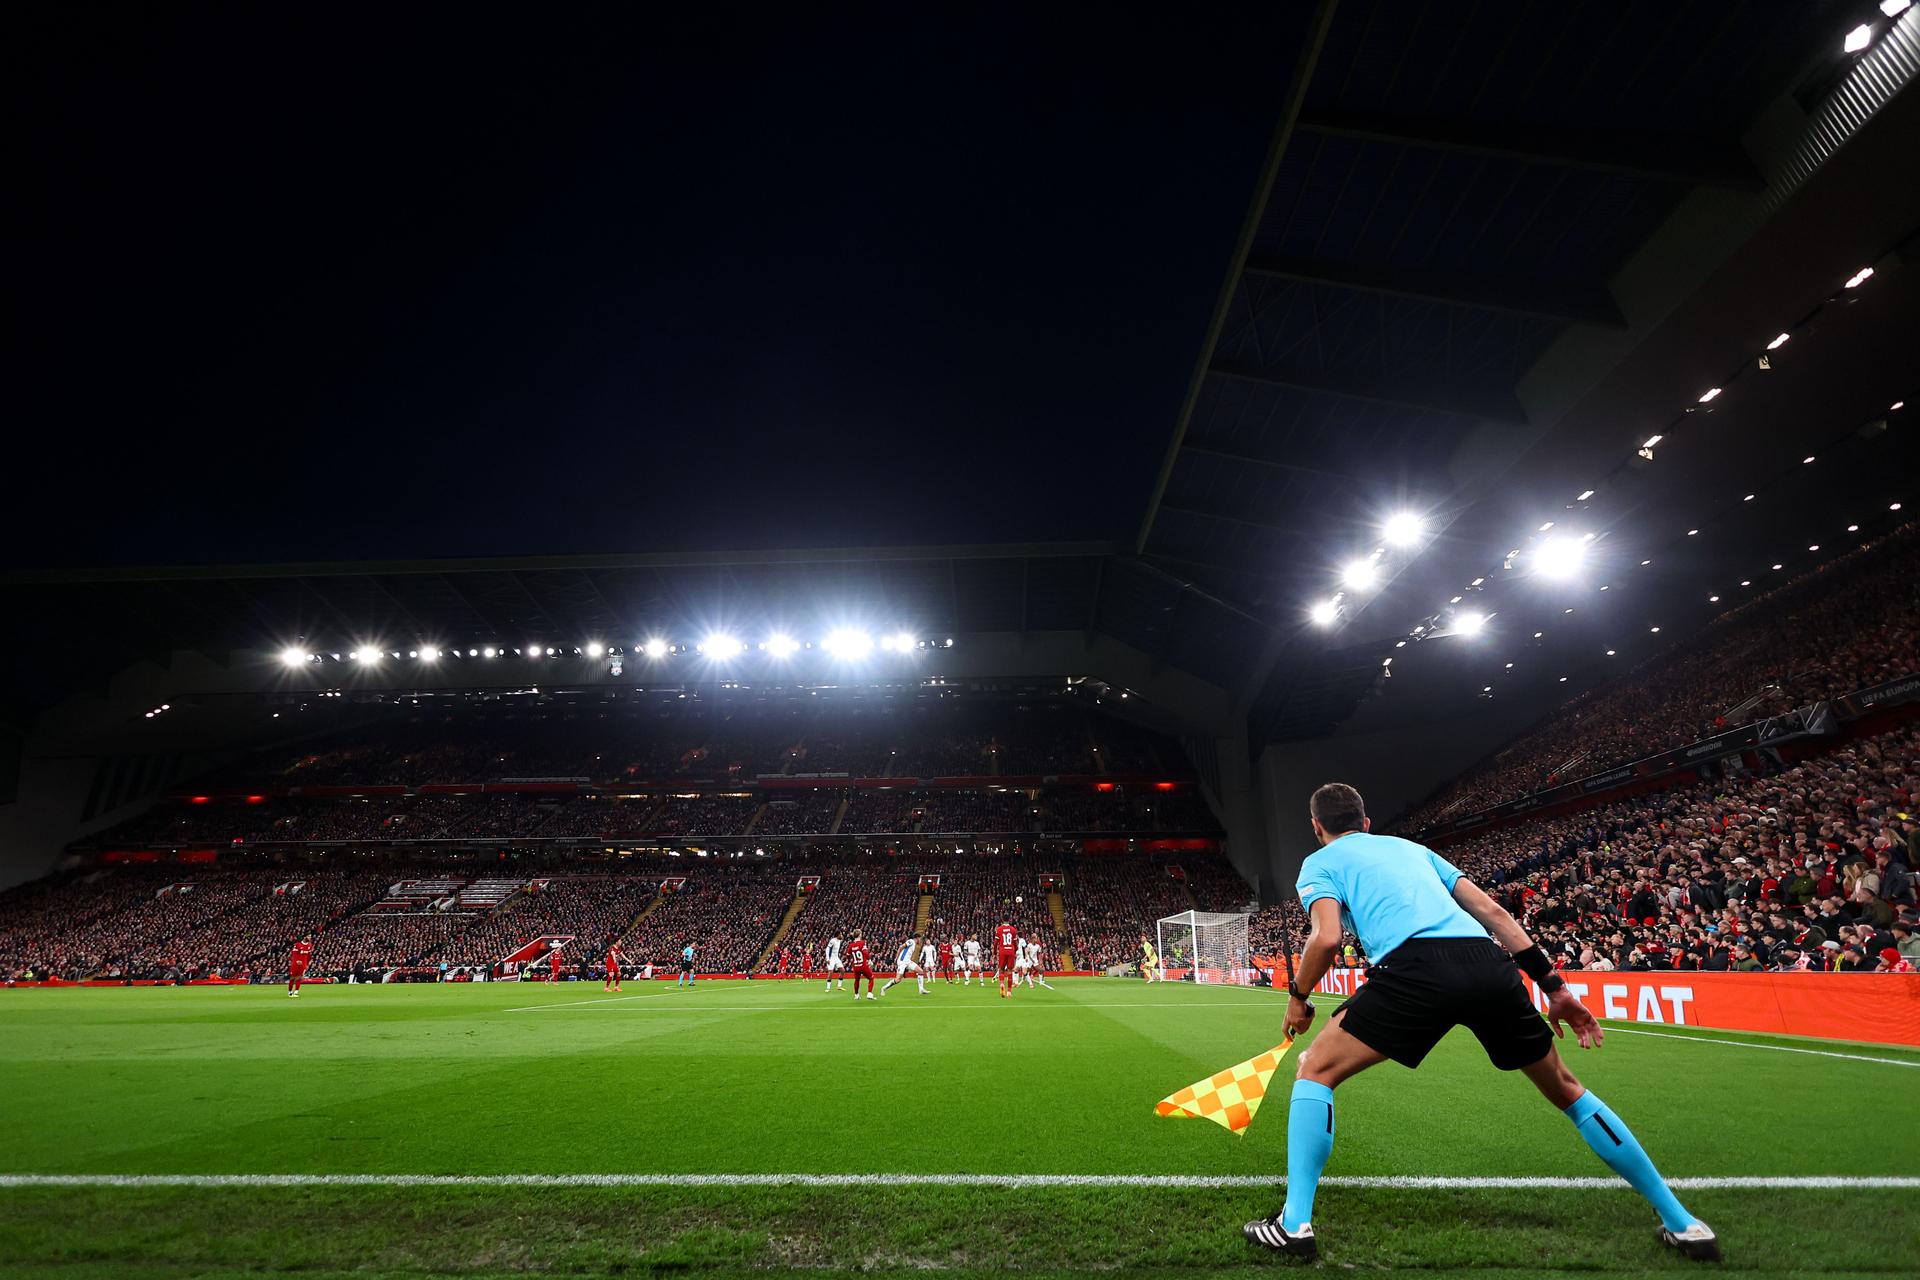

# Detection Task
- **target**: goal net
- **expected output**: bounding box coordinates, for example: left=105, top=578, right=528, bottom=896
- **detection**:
left=1155, top=910, right=1254, bottom=985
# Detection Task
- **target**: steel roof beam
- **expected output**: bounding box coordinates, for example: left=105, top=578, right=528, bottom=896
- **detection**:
left=1295, top=111, right=1763, bottom=190
left=1243, top=253, right=1626, bottom=328
left=1208, top=356, right=1529, bottom=424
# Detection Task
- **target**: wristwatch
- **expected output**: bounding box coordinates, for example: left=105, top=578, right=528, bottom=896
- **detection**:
left=1287, top=983, right=1312, bottom=1002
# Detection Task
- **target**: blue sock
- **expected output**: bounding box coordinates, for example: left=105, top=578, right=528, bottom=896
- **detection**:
left=1281, top=1080, right=1335, bottom=1231
left=1564, top=1091, right=1694, bottom=1232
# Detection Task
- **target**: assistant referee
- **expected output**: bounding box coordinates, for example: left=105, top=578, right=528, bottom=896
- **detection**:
left=1243, top=783, right=1719, bottom=1264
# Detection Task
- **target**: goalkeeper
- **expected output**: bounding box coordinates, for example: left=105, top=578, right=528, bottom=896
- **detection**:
left=1243, top=783, right=1719, bottom=1264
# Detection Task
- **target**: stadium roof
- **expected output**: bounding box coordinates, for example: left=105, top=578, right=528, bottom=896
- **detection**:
left=1137, top=0, right=1920, bottom=741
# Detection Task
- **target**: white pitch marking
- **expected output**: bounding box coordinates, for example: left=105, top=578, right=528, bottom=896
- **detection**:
left=504, top=991, right=680, bottom=1013
left=507, top=998, right=1283, bottom=1014
left=1607, top=1026, right=1920, bottom=1069
left=0, top=1173, right=1912, bottom=1190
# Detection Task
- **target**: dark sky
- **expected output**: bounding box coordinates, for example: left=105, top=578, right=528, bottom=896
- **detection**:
left=16, top=4, right=1302, bottom=570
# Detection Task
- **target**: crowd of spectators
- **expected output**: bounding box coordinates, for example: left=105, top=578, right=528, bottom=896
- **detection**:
left=619, top=863, right=800, bottom=973
left=1426, top=722, right=1920, bottom=973
left=426, top=876, right=657, bottom=971
left=1401, top=527, right=1919, bottom=831
left=779, top=856, right=920, bottom=965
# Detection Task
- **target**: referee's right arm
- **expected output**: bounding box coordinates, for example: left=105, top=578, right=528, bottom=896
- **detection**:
left=1451, top=877, right=1604, bottom=1050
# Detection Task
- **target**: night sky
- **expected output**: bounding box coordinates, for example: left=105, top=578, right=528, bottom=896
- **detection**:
left=16, top=4, right=1302, bottom=570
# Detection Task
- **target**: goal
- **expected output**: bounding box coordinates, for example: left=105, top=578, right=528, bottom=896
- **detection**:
left=1154, top=910, right=1254, bottom=985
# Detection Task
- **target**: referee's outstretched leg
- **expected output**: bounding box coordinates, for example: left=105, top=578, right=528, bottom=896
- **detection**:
left=1242, top=783, right=1720, bottom=1264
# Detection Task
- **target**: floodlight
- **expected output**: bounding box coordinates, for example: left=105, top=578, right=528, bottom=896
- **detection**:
left=419, top=648, right=437, bottom=661
left=1532, top=535, right=1587, bottom=579
left=703, top=633, right=742, bottom=658
left=526, top=645, right=541, bottom=659
left=483, top=647, right=497, bottom=658
left=1307, top=599, right=1339, bottom=626
left=1382, top=512, right=1425, bottom=546
left=765, top=633, right=799, bottom=658
left=279, top=647, right=307, bottom=668
left=585, top=642, right=604, bottom=658
left=891, top=631, right=916, bottom=652
left=1883, top=1, right=1912, bottom=18
left=1454, top=610, right=1487, bottom=636
left=1698, top=388, right=1721, bottom=403
left=1767, top=333, right=1790, bottom=350
left=1844, top=23, right=1872, bottom=53
left=643, top=638, right=668, bottom=659
left=1340, top=559, right=1379, bottom=590
left=1641, top=434, right=1663, bottom=449
left=823, top=628, right=873, bottom=658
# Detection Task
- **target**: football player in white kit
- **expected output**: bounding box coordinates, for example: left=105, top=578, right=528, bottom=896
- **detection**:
left=962, top=935, right=984, bottom=985
left=1023, top=938, right=1055, bottom=989
left=880, top=937, right=927, bottom=995
left=920, top=937, right=937, bottom=983
left=823, top=933, right=844, bottom=991
left=1012, top=935, right=1033, bottom=987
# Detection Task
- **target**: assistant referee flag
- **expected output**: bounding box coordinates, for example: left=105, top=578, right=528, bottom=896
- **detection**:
left=1155, top=1040, right=1294, bottom=1135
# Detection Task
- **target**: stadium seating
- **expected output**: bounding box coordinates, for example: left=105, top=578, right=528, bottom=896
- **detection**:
left=1401, top=527, right=1919, bottom=831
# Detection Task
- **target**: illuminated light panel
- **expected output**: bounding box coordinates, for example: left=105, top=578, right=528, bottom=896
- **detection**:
left=643, top=638, right=669, bottom=659
left=1697, top=388, right=1721, bottom=403
left=1641, top=434, right=1663, bottom=449
left=765, top=633, right=799, bottom=658
left=1453, top=611, right=1487, bottom=636
left=822, top=628, right=873, bottom=658
left=1340, top=559, right=1380, bottom=590
left=585, top=642, right=605, bottom=658
left=1307, top=599, right=1340, bottom=627
left=1531, top=534, right=1588, bottom=579
left=1767, top=333, right=1790, bottom=350
left=1382, top=512, right=1426, bottom=546
left=279, top=647, right=307, bottom=668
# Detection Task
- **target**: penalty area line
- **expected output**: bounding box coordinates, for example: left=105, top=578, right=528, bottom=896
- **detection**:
left=1, top=1174, right=1914, bottom=1191
left=504, top=991, right=679, bottom=1013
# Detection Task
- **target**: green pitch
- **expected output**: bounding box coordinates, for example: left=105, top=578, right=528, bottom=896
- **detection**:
left=1, top=978, right=1915, bottom=1278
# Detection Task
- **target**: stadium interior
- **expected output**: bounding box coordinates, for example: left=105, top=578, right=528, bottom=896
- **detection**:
left=5, top=2, right=1919, bottom=1275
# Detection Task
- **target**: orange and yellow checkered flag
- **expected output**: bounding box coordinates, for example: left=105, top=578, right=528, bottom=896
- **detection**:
left=1154, top=1039, right=1293, bottom=1135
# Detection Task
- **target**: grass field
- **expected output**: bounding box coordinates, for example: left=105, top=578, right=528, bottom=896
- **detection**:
left=2, top=977, right=1916, bottom=1278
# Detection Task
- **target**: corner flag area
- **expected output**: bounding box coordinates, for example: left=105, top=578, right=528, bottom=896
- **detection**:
left=2, top=980, right=1913, bottom=1276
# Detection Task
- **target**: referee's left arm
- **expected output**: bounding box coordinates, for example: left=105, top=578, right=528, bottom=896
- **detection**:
left=1452, top=877, right=1605, bottom=1050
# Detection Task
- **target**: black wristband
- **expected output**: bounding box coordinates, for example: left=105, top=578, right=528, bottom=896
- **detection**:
left=1287, top=984, right=1312, bottom=1002
left=1512, top=944, right=1560, bottom=990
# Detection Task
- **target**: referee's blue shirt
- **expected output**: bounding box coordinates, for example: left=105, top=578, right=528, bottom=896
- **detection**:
left=1295, top=831, right=1488, bottom=963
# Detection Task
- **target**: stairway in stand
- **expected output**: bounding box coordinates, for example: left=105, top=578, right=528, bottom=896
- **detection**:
left=752, top=890, right=812, bottom=972
left=913, top=891, right=933, bottom=942
left=1047, top=888, right=1073, bottom=969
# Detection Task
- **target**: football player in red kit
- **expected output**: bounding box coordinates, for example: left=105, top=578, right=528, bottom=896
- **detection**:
left=778, top=947, right=791, bottom=976
left=547, top=945, right=564, bottom=983
left=604, top=943, right=624, bottom=993
left=995, top=920, right=1018, bottom=997
left=938, top=939, right=955, bottom=983
left=847, top=931, right=876, bottom=1001
left=800, top=949, right=813, bottom=978
left=287, top=936, right=313, bottom=998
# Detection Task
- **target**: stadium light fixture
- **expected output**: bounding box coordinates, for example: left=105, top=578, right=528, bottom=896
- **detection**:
left=1710, top=595, right=1720, bottom=602
left=1687, top=529, right=1699, bottom=536
left=1744, top=494, right=1756, bottom=502
left=482, top=647, right=497, bottom=658
left=1845, top=266, right=1874, bottom=288
left=1697, top=388, right=1721, bottom=403
left=1891, top=502, right=1903, bottom=511
left=1809, top=544, right=1820, bottom=552
left=585, top=642, right=604, bottom=658
left=643, top=638, right=668, bottom=659
left=1883, top=1, right=1912, bottom=18
left=419, top=648, right=437, bottom=661
left=526, top=644, right=541, bottom=659
left=1844, top=23, right=1873, bottom=53
left=765, top=633, right=799, bottom=658
left=1531, top=534, right=1587, bottom=579
left=1382, top=512, right=1426, bottom=546
left=1340, top=559, right=1379, bottom=590
left=702, top=633, right=743, bottom=659
left=1767, top=333, right=1791, bottom=350
left=1307, top=599, right=1340, bottom=626
left=1454, top=611, right=1487, bottom=637
left=891, top=631, right=917, bottom=653
left=1576, top=489, right=1595, bottom=501
left=1848, top=524, right=1860, bottom=532
left=822, top=628, right=873, bottom=659
left=279, top=647, right=307, bottom=668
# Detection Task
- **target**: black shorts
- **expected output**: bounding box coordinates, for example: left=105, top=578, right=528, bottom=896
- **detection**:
left=1335, top=938, right=1553, bottom=1071
left=678, top=960, right=693, bottom=973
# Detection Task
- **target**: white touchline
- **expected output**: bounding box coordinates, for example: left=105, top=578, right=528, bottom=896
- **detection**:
left=1607, top=1026, right=1920, bottom=1069
left=507, top=1000, right=1283, bottom=1014
left=0, top=1173, right=1913, bottom=1190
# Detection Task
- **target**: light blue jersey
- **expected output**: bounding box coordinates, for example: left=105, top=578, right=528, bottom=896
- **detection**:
left=1294, top=831, right=1487, bottom=963
left=896, top=940, right=915, bottom=966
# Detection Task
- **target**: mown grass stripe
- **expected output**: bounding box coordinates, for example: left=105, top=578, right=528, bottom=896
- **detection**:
left=3, top=1173, right=1914, bottom=1190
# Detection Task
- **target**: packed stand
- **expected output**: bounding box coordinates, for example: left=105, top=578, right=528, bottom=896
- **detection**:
left=1402, top=527, right=1920, bottom=831
left=618, top=862, right=799, bottom=973
left=1432, top=723, right=1919, bottom=974
left=426, top=876, right=657, bottom=971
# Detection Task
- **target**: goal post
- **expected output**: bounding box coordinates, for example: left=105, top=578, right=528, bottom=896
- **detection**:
left=1154, top=910, right=1254, bottom=985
